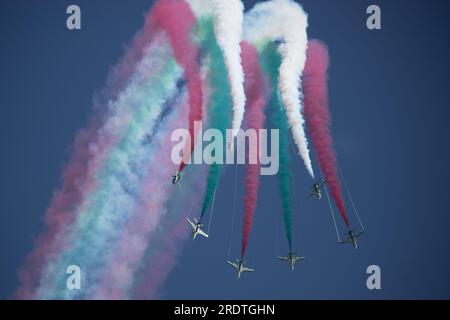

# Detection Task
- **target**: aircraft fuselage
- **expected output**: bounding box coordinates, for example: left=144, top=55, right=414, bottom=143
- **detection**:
left=192, top=226, right=201, bottom=239
left=236, top=263, right=245, bottom=278
left=347, top=231, right=360, bottom=248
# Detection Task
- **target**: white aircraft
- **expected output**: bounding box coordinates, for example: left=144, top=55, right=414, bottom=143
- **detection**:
left=187, top=217, right=208, bottom=239
left=339, top=229, right=364, bottom=249
left=277, top=252, right=305, bottom=271
left=226, top=259, right=254, bottom=279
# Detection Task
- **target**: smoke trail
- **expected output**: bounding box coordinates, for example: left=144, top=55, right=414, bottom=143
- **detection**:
left=106, top=22, right=216, bottom=300
left=16, top=118, right=103, bottom=299
left=199, top=20, right=231, bottom=222
left=130, top=71, right=211, bottom=300
left=240, top=41, right=266, bottom=258
left=91, top=61, right=210, bottom=299
left=244, top=0, right=314, bottom=178
left=186, top=0, right=215, bottom=18
left=132, top=162, right=208, bottom=299
left=276, top=97, right=294, bottom=250
left=151, top=0, right=203, bottom=173
left=15, top=28, right=167, bottom=300
left=212, top=0, right=246, bottom=141
left=89, top=90, right=190, bottom=299
left=262, top=43, right=294, bottom=249
left=303, top=40, right=350, bottom=227
left=35, top=37, right=184, bottom=299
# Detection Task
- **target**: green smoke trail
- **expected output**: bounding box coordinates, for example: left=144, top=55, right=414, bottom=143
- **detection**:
left=261, top=43, right=293, bottom=250
left=198, top=19, right=231, bottom=222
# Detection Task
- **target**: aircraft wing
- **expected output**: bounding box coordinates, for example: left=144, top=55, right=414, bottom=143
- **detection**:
left=198, top=228, right=208, bottom=238
left=306, top=193, right=315, bottom=199
left=226, top=261, right=238, bottom=269
left=243, top=267, right=254, bottom=272
left=294, top=256, right=305, bottom=262
left=187, top=218, right=196, bottom=231
left=339, top=238, right=351, bottom=244
left=357, top=230, right=365, bottom=237
left=277, top=256, right=288, bottom=262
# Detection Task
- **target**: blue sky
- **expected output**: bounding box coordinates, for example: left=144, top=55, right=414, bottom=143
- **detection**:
left=1, top=0, right=450, bottom=299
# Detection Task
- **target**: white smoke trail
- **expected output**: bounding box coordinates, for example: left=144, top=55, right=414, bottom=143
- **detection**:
left=212, top=0, right=246, bottom=143
left=244, top=0, right=314, bottom=178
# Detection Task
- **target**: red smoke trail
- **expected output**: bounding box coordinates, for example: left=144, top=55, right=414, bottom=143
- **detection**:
left=303, top=40, right=350, bottom=227
left=151, top=0, right=203, bottom=173
left=240, top=42, right=266, bottom=258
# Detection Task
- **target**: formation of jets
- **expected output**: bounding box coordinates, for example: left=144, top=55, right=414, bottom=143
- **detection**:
left=226, top=259, right=255, bottom=279
left=277, top=252, right=305, bottom=271
left=171, top=172, right=364, bottom=278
